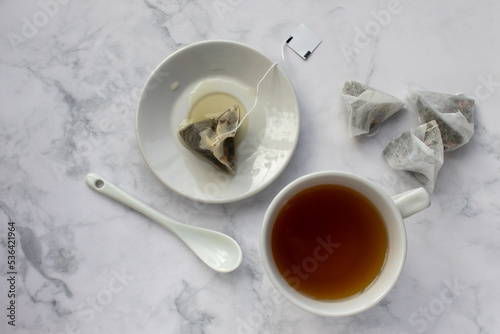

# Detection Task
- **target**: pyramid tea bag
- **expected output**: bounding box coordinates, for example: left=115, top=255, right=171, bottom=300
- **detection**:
left=179, top=107, right=240, bottom=174
left=383, top=120, right=444, bottom=192
left=409, top=90, right=475, bottom=151
left=341, top=81, right=405, bottom=137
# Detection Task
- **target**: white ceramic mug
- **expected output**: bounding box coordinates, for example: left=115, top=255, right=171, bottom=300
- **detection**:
left=260, top=171, right=430, bottom=316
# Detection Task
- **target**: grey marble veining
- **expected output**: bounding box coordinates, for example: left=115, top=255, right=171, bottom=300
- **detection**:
left=1, top=0, right=500, bottom=333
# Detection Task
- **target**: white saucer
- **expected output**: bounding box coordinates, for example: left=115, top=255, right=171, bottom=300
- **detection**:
left=136, top=40, right=300, bottom=203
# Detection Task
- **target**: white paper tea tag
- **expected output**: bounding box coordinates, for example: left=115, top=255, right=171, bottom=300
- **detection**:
left=286, top=23, right=322, bottom=59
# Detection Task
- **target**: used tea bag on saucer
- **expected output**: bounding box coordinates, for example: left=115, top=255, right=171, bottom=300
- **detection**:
left=409, top=90, right=475, bottom=151
left=341, top=81, right=405, bottom=137
left=383, top=120, right=444, bottom=192
left=179, top=106, right=240, bottom=174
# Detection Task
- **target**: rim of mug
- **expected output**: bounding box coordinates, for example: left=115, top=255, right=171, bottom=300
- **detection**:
left=260, top=170, right=407, bottom=316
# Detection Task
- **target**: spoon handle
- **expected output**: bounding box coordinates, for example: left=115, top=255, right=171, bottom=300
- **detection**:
left=85, top=173, right=181, bottom=234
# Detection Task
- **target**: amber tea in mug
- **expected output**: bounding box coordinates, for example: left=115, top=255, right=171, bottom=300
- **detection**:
left=271, top=184, right=388, bottom=299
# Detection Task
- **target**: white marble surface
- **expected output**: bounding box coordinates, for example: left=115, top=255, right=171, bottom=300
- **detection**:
left=1, top=0, right=500, bottom=333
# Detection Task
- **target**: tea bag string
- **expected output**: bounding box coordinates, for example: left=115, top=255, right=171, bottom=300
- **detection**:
left=210, top=42, right=287, bottom=147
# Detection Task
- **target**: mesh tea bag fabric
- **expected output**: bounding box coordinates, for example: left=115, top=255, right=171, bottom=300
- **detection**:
left=179, top=107, right=239, bottom=174
left=341, top=81, right=405, bottom=137
left=383, top=120, right=444, bottom=193
left=409, top=90, right=475, bottom=152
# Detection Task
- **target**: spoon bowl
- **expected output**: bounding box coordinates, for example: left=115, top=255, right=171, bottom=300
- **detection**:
left=85, top=173, right=242, bottom=273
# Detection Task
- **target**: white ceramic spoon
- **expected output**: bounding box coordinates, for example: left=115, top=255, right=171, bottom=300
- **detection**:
left=85, top=173, right=242, bottom=273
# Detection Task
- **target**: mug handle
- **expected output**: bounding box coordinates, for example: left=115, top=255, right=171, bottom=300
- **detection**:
left=391, top=188, right=430, bottom=219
